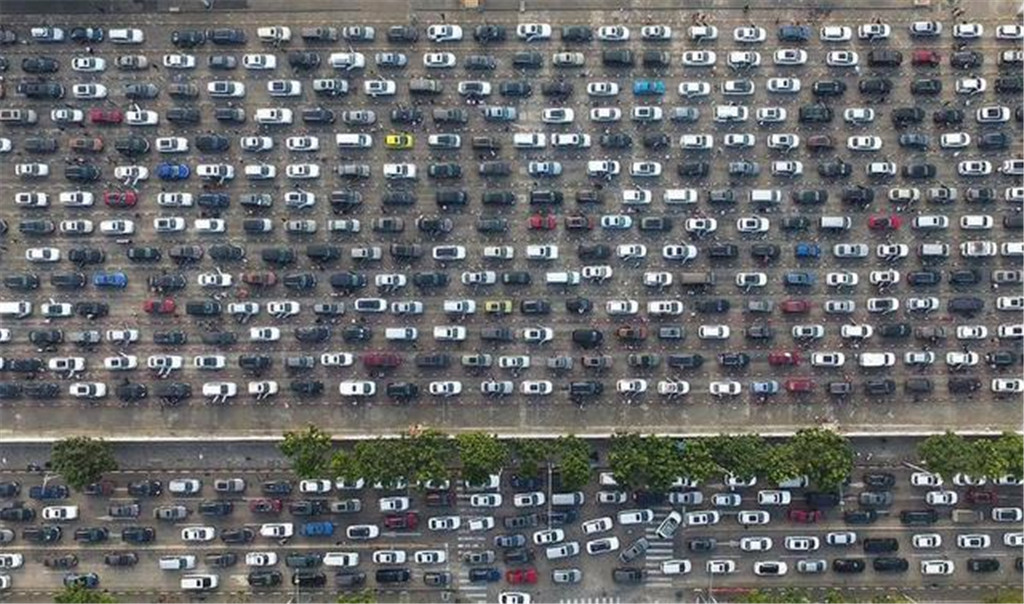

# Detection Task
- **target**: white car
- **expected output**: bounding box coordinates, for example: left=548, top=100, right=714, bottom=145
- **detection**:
left=844, top=107, right=874, bottom=124
left=590, top=107, right=621, bottom=122
left=541, top=107, right=574, bottom=124
left=733, top=26, right=766, bottom=42
left=707, top=560, right=736, bottom=575
left=125, top=110, right=158, bottom=126
left=858, top=23, right=891, bottom=39
left=641, top=25, right=671, bottom=39
left=72, top=83, right=107, bottom=99
left=757, top=490, right=791, bottom=506
left=414, top=550, right=446, bottom=565
left=181, top=526, right=216, bottom=542
left=71, top=56, right=106, bottom=72
left=921, top=560, right=954, bottom=576
left=774, top=48, right=807, bottom=65
left=286, top=164, right=320, bottom=179
left=957, top=534, right=990, bottom=550
left=243, top=54, right=277, bottom=70
left=698, top=325, right=729, bottom=339
left=41, top=505, right=79, bottom=521
left=848, top=136, right=882, bottom=151
left=953, top=23, right=983, bottom=38
left=426, top=24, right=463, bottom=42
left=429, top=381, right=463, bottom=396
left=685, top=511, right=721, bottom=526
left=662, top=559, right=691, bottom=575
left=678, top=81, right=711, bottom=97
left=685, top=218, right=717, bottom=234
left=532, top=529, right=563, bottom=545
left=663, top=245, right=697, bottom=261
left=516, top=23, right=552, bottom=41
left=597, top=25, right=629, bottom=41
left=913, top=534, right=942, bottom=549
left=617, top=509, right=654, bottom=525
left=736, top=217, right=769, bottom=233
left=339, top=381, right=375, bottom=397
left=163, top=53, right=196, bottom=69
left=287, top=136, right=319, bottom=152
left=826, top=50, right=858, bottom=66
left=364, top=79, right=397, bottom=96
left=245, top=552, right=278, bottom=567
left=820, top=25, right=852, bottom=41
left=956, top=77, right=987, bottom=94
left=586, top=81, right=619, bottom=96
left=683, top=50, right=716, bottom=66
left=811, top=352, right=846, bottom=367
left=427, top=516, right=460, bottom=532
left=740, top=537, right=773, bottom=552
left=925, top=491, right=958, bottom=506
left=469, top=494, right=502, bottom=508
left=582, top=518, right=614, bottom=535
left=825, top=531, right=856, bottom=546
left=709, top=381, right=741, bottom=397
left=785, top=536, right=820, bottom=551
left=423, top=52, right=456, bottom=68
left=616, top=379, right=647, bottom=394
left=372, top=550, right=406, bottom=565
left=766, top=77, right=800, bottom=93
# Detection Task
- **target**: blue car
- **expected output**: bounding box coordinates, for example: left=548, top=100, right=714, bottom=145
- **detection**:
left=468, top=568, right=501, bottom=583
left=29, top=485, right=70, bottom=500
left=751, top=380, right=780, bottom=395
left=93, top=272, right=128, bottom=288
left=300, top=522, right=334, bottom=537
left=794, top=243, right=821, bottom=258
left=633, top=80, right=666, bottom=95
left=157, top=163, right=190, bottom=181
left=785, top=271, right=816, bottom=286
left=778, top=25, right=810, bottom=42
left=64, top=572, right=100, bottom=588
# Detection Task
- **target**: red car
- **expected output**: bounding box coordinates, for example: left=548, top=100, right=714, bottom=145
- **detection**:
left=564, top=215, right=594, bottom=231
left=383, top=512, right=418, bottom=530
left=506, top=568, right=538, bottom=585
left=785, top=378, right=815, bottom=393
left=142, top=299, right=175, bottom=315
left=241, top=272, right=277, bottom=287
left=868, top=215, right=902, bottom=231
left=788, top=509, right=823, bottom=523
left=249, top=499, right=283, bottom=514
left=89, top=107, right=123, bottom=124
left=768, top=351, right=800, bottom=366
left=780, top=299, right=811, bottom=314
left=615, top=325, right=647, bottom=341
left=965, top=488, right=997, bottom=505
left=528, top=214, right=557, bottom=230
left=363, top=352, right=402, bottom=368
left=104, top=190, right=138, bottom=207
left=911, top=49, right=941, bottom=66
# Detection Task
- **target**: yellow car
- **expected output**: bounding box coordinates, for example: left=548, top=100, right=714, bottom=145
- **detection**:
left=484, top=300, right=513, bottom=314
left=385, top=133, right=414, bottom=149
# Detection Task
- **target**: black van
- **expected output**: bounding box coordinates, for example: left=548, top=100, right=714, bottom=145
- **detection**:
left=375, top=568, right=410, bottom=584
left=863, top=538, right=899, bottom=554
left=900, top=509, right=938, bottom=525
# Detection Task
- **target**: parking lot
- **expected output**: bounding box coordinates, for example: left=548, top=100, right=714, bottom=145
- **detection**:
left=0, top=462, right=1021, bottom=601
left=0, top=3, right=1022, bottom=444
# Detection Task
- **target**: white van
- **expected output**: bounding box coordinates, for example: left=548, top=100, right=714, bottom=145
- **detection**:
left=384, top=327, right=418, bottom=341
left=819, top=216, right=852, bottom=230
left=546, top=271, right=581, bottom=285
left=180, top=574, right=218, bottom=591
left=336, top=134, right=373, bottom=149
left=918, top=243, right=949, bottom=258
left=749, top=189, right=782, bottom=204
left=858, top=352, right=895, bottom=368
left=159, top=555, right=197, bottom=571
left=663, top=189, right=698, bottom=205
left=513, top=133, right=546, bottom=148
left=551, top=492, right=586, bottom=507
left=0, top=301, right=32, bottom=318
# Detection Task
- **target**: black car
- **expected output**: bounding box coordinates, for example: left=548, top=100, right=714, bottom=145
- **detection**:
left=600, top=132, right=632, bottom=149
left=833, top=559, right=866, bottom=573
left=520, top=300, right=551, bottom=315
left=899, top=133, right=929, bottom=149
left=386, top=382, right=418, bottom=399
left=512, top=51, right=543, bottom=67
left=50, top=273, right=86, bottom=289
left=220, top=527, right=255, bottom=544
left=127, top=247, right=161, bottom=262
left=978, top=132, right=1009, bottom=150
left=473, top=25, right=506, bottom=42
left=858, top=78, right=892, bottom=94
left=248, top=570, right=283, bottom=587
left=933, top=108, right=964, bottom=124
left=208, top=244, right=245, bottom=262
left=292, top=571, right=327, bottom=587
left=114, top=136, right=150, bottom=156
left=818, top=161, right=852, bottom=178
left=23, top=382, right=60, bottom=399
left=863, top=538, right=899, bottom=554
left=902, top=163, right=936, bottom=179
left=540, top=81, right=572, bottom=97
left=717, top=352, right=749, bottom=368
left=21, top=56, right=59, bottom=73
left=899, top=509, right=938, bottom=525
left=0, top=506, right=34, bottom=521
left=695, top=299, right=730, bottom=314
left=117, top=383, right=147, bottom=402
left=153, top=331, right=187, bottom=346
left=124, top=82, right=159, bottom=99
left=910, top=78, right=942, bottom=95
left=172, top=29, right=206, bottom=47
left=154, top=383, right=192, bottom=402
left=331, top=272, right=369, bottom=290
left=967, top=559, right=1000, bottom=573
left=127, top=481, right=162, bottom=497
left=566, top=297, right=593, bottom=314
left=389, top=107, right=422, bottom=124
left=195, top=134, right=230, bottom=152
left=865, top=379, right=896, bottom=395
left=4, top=273, right=39, bottom=290
left=798, top=104, right=833, bottom=123
left=907, top=270, right=941, bottom=286
left=17, top=81, right=64, bottom=99
left=288, top=51, right=320, bottom=69
left=104, top=552, right=139, bottom=567
left=571, top=329, right=603, bottom=349
left=207, top=28, right=246, bottom=44
left=76, top=302, right=108, bottom=318
left=199, top=501, right=233, bottom=516
left=121, top=526, right=155, bottom=543
left=842, top=187, right=874, bottom=204
left=677, top=161, right=709, bottom=177
left=561, top=25, right=592, bottom=41
left=499, top=80, right=532, bottom=97
left=0, top=383, right=23, bottom=399
left=950, top=50, right=983, bottom=68
left=843, top=509, right=878, bottom=525
left=302, top=107, right=335, bottom=124
left=948, top=377, right=982, bottom=393
left=386, top=25, right=418, bottom=42
left=812, top=79, right=846, bottom=96
left=601, top=49, right=633, bottom=66
left=891, top=107, right=925, bottom=126
left=68, top=248, right=105, bottom=265
left=166, top=107, right=200, bottom=124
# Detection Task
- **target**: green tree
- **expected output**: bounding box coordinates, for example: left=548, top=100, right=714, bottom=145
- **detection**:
left=760, top=442, right=802, bottom=485
left=788, top=428, right=853, bottom=491
left=609, top=434, right=684, bottom=492
left=556, top=436, right=592, bottom=490
left=50, top=437, right=118, bottom=491
left=403, top=429, right=453, bottom=486
left=677, top=438, right=719, bottom=483
left=918, top=431, right=973, bottom=479
left=455, top=432, right=509, bottom=484
left=741, top=589, right=813, bottom=604
left=510, top=439, right=553, bottom=478
left=708, top=434, right=768, bottom=480
left=990, top=432, right=1024, bottom=479
left=337, top=589, right=377, bottom=604
left=279, top=425, right=333, bottom=479
left=983, top=588, right=1024, bottom=604
left=871, top=594, right=914, bottom=604
left=54, top=586, right=117, bottom=604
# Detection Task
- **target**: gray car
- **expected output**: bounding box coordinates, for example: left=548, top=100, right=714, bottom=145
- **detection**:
left=859, top=491, right=894, bottom=508
left=618, top=537, right=650, bottom=563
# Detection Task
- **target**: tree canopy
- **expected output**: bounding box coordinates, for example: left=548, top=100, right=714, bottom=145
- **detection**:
left=50, top=437, right=117, bottom=491
left=279, top=425, right=333, bottom=478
